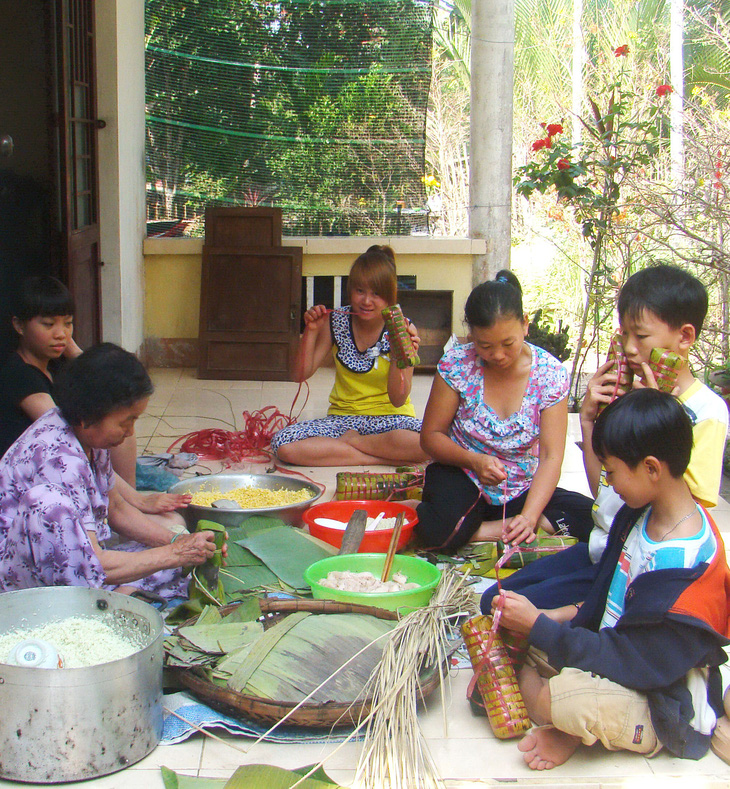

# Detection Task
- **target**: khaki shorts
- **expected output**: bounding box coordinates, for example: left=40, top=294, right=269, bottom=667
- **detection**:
left=548, top=667, right=662, bottom=755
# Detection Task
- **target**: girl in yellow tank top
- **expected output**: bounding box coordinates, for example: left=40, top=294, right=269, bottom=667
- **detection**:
left=270, top=246, right=428, bottom=467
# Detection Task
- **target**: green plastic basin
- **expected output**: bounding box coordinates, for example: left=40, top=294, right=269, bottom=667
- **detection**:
left=304, top=553, right=441, bottom=613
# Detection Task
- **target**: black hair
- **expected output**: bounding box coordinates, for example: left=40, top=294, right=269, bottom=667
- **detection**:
left=617, top=265, right=708, bottom=336
left=464, top=270, right=523, bottom=329
left=592, top=388, right=692, bottom=477
left=14, top=276, right=75, bottom=322
left=56, top=343, right=154, bottom=427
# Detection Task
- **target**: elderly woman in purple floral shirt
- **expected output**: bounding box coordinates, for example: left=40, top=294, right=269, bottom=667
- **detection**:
left=0, top=343, right=216, bottom=599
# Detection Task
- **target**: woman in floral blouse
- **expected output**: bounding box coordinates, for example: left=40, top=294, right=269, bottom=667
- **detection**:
left=416, top=271, right=577, bottom=551
left=0, top=343, right=216, bottom=599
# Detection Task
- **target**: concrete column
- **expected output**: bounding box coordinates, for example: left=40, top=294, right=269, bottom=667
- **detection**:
left=470, top=0, right=515, bottom=285
left=95, top=0, right=146, bottom=352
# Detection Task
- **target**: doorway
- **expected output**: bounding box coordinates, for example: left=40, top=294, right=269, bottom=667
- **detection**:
left=0, top=0, right=101, bottom=357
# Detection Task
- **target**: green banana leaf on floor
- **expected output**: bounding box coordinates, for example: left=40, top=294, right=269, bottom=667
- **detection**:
left=167, top=517, right=334, bottom=622
left=161, top=763, right=345, bottom=789
left=239, top=524, right=334, bottom=591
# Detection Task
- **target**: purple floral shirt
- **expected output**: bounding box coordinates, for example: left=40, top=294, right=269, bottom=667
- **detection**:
left=0, top=408, right=113, bottom=591
left=438, top=342, right=568, bottom=504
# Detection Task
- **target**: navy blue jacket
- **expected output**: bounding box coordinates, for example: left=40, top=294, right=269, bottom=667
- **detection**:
left=529, top=504, right=730, bottom=759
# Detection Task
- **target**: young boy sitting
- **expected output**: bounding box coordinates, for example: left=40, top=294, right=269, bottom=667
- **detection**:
left=492, top=389, right=730, bottom=769
left=482, top=264, right=728, bottom=612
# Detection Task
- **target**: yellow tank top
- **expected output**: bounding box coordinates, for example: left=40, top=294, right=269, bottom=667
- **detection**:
left=327, top=309, right=416, bottom=417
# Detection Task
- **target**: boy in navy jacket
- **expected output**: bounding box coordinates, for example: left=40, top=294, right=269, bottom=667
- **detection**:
left=492, top=389, right=730, bottom=769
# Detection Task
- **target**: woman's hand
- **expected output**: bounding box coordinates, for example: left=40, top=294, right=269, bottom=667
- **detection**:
left=303, top=304, right=329, bottom=333
left=502, top=513, right=536, bottom=545
left=137, top=492, right=192, bottom=514
left=491, top=590, right=540, bottom=636
left=580, top=359, right=622, bottom=423
left=170, top=531, right=217, bottom=566
left=469, top=454, right=507, bottom=487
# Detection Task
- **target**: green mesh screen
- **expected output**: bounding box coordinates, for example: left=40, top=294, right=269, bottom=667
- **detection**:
left=145, top=0, right=434, bottom=237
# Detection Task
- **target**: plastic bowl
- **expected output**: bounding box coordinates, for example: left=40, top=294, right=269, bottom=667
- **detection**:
left=304, top=553, right=441, bottom=613
left=302, top=500, right=417, bottom=553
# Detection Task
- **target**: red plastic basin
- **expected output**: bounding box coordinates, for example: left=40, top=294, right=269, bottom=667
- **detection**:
left=302, top=499, right=418, bottom=553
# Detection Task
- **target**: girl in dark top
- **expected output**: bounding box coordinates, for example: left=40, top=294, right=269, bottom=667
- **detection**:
left=0, top=276, right=80, bottom=456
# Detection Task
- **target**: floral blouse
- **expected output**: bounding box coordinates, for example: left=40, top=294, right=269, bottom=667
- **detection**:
left=438, top=342, right=568, bottom=504
left=0, top=408, right=113, bottom=591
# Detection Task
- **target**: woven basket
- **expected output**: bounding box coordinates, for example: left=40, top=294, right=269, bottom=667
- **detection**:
left=169, top=597, right=442, bottom=729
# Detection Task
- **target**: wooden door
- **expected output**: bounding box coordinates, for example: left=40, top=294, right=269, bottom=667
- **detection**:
left=198, top=248, right=302, bottom=380
left=56, top=0, right=102, bottom=348
left=0, top=0, right=57, bottom=356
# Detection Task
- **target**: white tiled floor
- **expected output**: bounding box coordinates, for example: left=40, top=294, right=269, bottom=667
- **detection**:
left=5, top=367, right=730, bottom=788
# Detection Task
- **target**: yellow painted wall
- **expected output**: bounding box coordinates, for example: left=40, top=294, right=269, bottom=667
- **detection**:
left=143, top=237, right=483, bottom=341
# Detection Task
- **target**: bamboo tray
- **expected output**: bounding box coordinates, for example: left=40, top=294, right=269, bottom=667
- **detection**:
left=169, top=597, right=443, bottom=729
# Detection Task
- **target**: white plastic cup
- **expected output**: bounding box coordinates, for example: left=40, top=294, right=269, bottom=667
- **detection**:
left=8, top=639, right=63, bottom=669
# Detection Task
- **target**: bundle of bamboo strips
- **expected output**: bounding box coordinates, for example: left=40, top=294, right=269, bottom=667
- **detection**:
left=354, top=568, right=477, bottom=789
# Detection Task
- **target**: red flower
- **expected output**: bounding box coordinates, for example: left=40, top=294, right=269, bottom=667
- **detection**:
left=614, top=44, right=630, bottom=57
left=557, top=158, right=570, bottom=170
left=543, top=136, right=553, bottom=149
left=546, top=123, right=564, bottom=136
left=532, top=139, right=547, bottom=151
left=656, top=84, right=673, bottom=97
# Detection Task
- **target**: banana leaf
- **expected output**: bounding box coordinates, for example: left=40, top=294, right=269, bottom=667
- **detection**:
left=228, top=613, right=394, bottom=703
left=240, top=526, right=332, bottom=591
left=193, top=519, right=227, bottom=603
left=160, top=764, right=345, bottom=789
left=197, top=605, right=222, bottom=626
left=221, top=596, right=261, bottom=623
left=219, top=565, right=280, bottom=595
left=224, top=764, right=345, bottom=788
left=227, top=611, right=310, bottom=692
left=161, top=766, right=227, bottom=788
left=177, top=621, right=264, bottom=654
left=225, top=516, right=286, bottom=543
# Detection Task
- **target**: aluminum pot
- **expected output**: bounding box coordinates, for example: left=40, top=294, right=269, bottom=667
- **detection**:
left=169, top=472, right=323, bottom=531
left=0, top=587, right=163, bottom=783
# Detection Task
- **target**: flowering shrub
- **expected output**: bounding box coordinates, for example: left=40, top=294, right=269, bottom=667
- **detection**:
left=514, top=74, right=671, bottom=246
left=514, top=56, right=675, bottom=402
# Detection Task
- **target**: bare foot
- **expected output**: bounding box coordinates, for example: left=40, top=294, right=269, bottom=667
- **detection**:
left=469, top=518, right=507, bottom=542
left=518, top=726, right=581, bottom=770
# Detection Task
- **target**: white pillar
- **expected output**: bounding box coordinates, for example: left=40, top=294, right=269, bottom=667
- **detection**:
left=95, top=0, right=146, bottom=352
left=470, top=0, right=515, bottom=285
left=669, top=0, right=684, bottom=186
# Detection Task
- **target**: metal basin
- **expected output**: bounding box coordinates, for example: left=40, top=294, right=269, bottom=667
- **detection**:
left=0, top=587, right=163, bottom=783
left=168, top=472, right=324, bottom=531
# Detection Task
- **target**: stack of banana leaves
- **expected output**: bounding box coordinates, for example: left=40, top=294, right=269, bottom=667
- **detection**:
left=165, top=603, right=395, bottom=704
left=169, top=516, right=336, bottom=623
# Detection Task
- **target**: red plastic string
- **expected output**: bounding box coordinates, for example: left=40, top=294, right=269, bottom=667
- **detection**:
left=167, top=405, right=297, bottom=464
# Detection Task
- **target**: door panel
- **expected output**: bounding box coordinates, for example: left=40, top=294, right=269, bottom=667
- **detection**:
left=57, top=0, right=101, bottom=348
left=198, top=248, right=303, bottom=380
